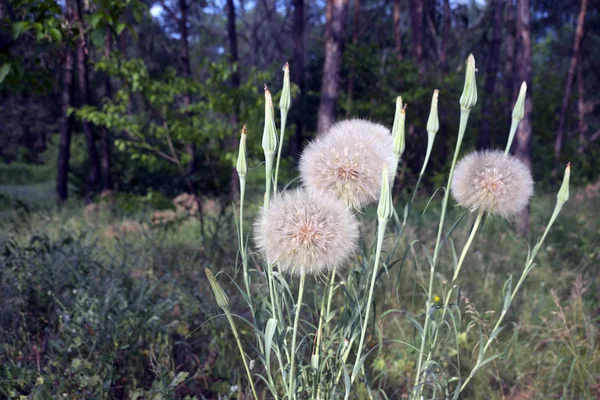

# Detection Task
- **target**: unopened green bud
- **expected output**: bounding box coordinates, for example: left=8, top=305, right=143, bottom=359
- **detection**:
left=459, top=54, right=478, bottom=111
left=236, top=125, right=248, bottom=177
left=377, top=166, right=394, bottom=220
left=391, top=96, right=406, bottom=157
left=512, top=81, right=527, bottom=121
left=427, top=90, right=439, bottom=134
left=279, top=62, right=291, bottom=112
left=262, top=85, right=278, bottom=154
left=557, top=162, right=570, bottom=205
left=205, top=268, right=229, bottom=310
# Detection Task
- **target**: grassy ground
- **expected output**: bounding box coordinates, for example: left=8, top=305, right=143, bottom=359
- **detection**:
left=0, top=179, right=598, bottom=399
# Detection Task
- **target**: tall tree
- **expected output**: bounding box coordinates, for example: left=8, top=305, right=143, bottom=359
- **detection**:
left=101, top=28, right=113, bottom=191
left=393, top=0, right=402, bottom=60
left=554, top=0, right=588, bottom=161
left=440, top=0, right=450, bottom=75
left=57, top=0, right=75, bottom=203
left=74, top=0, right=101, bottom=198
left=576, top=55, right=586, bottom=146
left=291, top=0, right=305, bottom=158
left=514, top=0, right=532, bottom=235
left=226, top=0, right=240, bottom=200
left=478, top=0, right=505, bottom=149
left=345, top=0, right=360, bottom=116
left=317, top=0, right=349, bottom=134
left=409, top=0, right=424, bottom=76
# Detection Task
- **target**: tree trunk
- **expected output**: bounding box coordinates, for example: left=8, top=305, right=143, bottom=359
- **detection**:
left=227, top=0, right=240, bottom=201
left=577, top=54, right=586, bottom=146
left=440, top=0, right=450, bottom=75
left=345, top=0, right=360, bottom=117
left=101, top=28, right=113, bottom=191
left=291, top=0, right=305, bottom=159
left=409, top=0, right=424, bottom=77
left=504, top=0, right=516, bottom=119
left=554, top=0, right=588, bottom=161
left=514, top=0, right=532, bottom=236
left=393, top=0, right=402, bottom=60
left=478, top=0, right=505, bottom=149
left=74, top=0, right=101, bottom=199
left=57, top=0, right=75, bottom=203
left=317, top=0, right=349, bottom=134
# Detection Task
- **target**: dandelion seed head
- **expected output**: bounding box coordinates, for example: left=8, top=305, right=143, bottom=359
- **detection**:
left=299, top=119, right=395, bottom=209
left=451, top=150, right=534, bottom=218
left=254, top=189, right=359, bottom=276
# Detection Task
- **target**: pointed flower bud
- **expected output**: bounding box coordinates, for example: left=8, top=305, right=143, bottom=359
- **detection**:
left=512, top=81, right=527, bottom=121
left=236, top=125, right=248, bottom=177
left=205, top=268, right=229, bottom=310
left=262, top=85, right=278, bottom=154
left=427, top=90, right=440, bottom=134
left=459, top=54, right=478, bottom=111
left=557, top=162, right=570, bottom=205
left=391, top=96, right=406, bottom=157
left=279, top=62, right=291, bottom=112
left=377, top=165, right=394, bottom=220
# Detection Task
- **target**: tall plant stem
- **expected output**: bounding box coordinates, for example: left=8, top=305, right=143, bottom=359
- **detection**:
left=239, top=177, right=252, bottom=307
left=289, top=272, right=306, bottom=399
left=352, top=218, right=388, bottom=382
left=460, top=201, right=564, bottom=393
left=224, top=312, right=259, bottom=400
left=414, top=108, right=470, bottom=393
left=274, top=111, right=288, bottom=192
left=428, top=208, right=484, bottom=362
left=505, top=118, right=520, bottom=155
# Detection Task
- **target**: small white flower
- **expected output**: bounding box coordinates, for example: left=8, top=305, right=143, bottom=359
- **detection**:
left=451, top=150, right=534, bottom=218
left=299, top=119, right=395, bottom=210
left=254, top=189, right=359, bottom=276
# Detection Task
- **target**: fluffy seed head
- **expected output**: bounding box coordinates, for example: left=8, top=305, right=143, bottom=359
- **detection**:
left=299, top=119, right=395, bottom=209
left=254, top=189, right=359, bottom=276
left=451, top=150, right=534, bottom=218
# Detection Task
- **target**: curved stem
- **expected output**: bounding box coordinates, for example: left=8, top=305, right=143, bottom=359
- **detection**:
left=352, top=218, right=388, bottom=382
left=274, top=111, right=288, bottom=192
left=289, top=272, right=306, bottom=399
left=225, top=312, right=259, bottom=400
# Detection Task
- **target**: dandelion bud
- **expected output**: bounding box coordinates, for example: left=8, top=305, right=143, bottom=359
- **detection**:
left=205, top=268, right=229, bottom=310
left=391, top=97, right=405, bottom=158
left=255, top=189, right=359, bottom=276
left=300, top=119, right=396, bottom=210
left=236, top=126, right=248, bottom=177
left=459, top=54, right=478, bottom=111
left=557, top=162, right=570, bottom=205
left=279, top=62, right=291, bottom=112
left=451, top=150, right=533, bottom=218
left=262, top=85, right=277, bottom=154
left=427, top=90, right=440, bottom=134
left=512, top=82, right=527, bottom=122
left=377, top=166, right=394, bottom=220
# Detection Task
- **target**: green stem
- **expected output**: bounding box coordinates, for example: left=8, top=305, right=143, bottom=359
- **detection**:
left=239, top=177, right=252, bottom=305
left=505, top=118, right=520, bottom=155
left=352, top=218, right=388, bottom=382
left=274, top=111, right=288, bottom=192
left=414, top=108, right=470, bottom=394
left=460, top=202, right=565, bottom=394
left=289, top=272, right=306, bottom=399
left=225, top=312, right=259, bottom=400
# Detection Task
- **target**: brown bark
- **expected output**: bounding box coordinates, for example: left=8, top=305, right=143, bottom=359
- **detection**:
left=440, top=0, right=450, bottom=75
left=291, top=0, right=305, bottom=159
left=57, top=0, right=75, bottom=203
left=577, top=54, right=586, bottom=144
left=504, top=1, right=517, bottom=119
left=102, top=29, right=113, bottom=191
left=345, top=0, right=360, bottom=117
left=554, top=0, right=588, bottom=161
left=74, top=0, right=101, bottom=198
left=514, top=0, right=532, bottom=236
left=409, top=0, right=424, bottom=77
left=393, top=0, right=402, bottom=60
left=317, top=0, right=350, bottom=134
left=478, top=0, right=505, bottom=149
left=227, top=0, right=240, bottom=201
